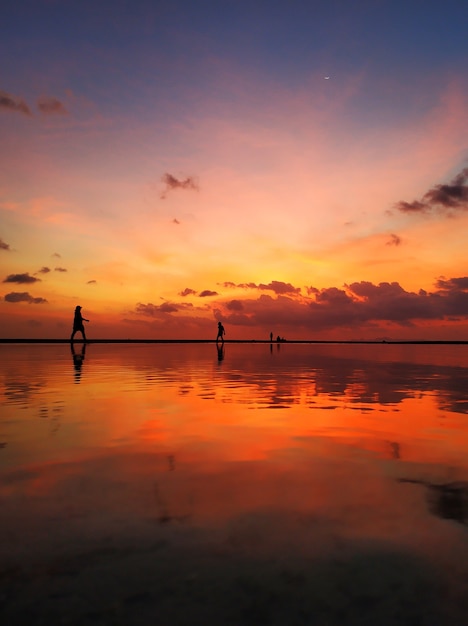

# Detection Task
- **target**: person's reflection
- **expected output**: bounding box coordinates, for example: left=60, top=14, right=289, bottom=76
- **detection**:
left=71, top=342, right=86, bottom=383
left=217, top=342, right=225, bottom=362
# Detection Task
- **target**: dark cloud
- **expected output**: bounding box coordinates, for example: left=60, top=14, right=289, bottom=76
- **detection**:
left=226, top=299, right=244, bottom=311
left=386, top=234, right=401, bottom=246
left=199, top=290, right=218, bottom=297
left=172, top=218, right=180, bottom=224
left=4, top=292, right=48, bottom=304
left=260, top=281, right=301, bottom=295
left=54, top=267, right=67, bottom=272
left=217, top=276, right=468, bottom=334
left=160, top=173, right=199, bottom=199
left=0, top=238, right=11, bottom=251
left=87, top=280, right=97, bottom=284
left=38, top=267, right=51, bottom=274
left=3, top=273, right=40, bottom=284
left=394, top=200, right=428, bottom=214
left=228, top=282, right=257, bottom=289
left=395, top=168, right=468, bottom=216
left=0, top=90, right=31, bottom=115
left=223, top=280, right=301, bottom=295
left=135, top=302, right=179, bottom=316
left=37, top=96, right=68, bottom=115
left=436, top=277, right=468, bottom=291
left=179, top=288, right=197, bottom=297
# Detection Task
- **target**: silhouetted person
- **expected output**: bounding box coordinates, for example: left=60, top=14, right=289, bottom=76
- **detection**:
left=71, top=342, right=86, bottom=383
left=270, top=332, right=273, bottom=342
left=216, top=321, right=225, bottom=343
left=70, top=305, right=89, bottom=342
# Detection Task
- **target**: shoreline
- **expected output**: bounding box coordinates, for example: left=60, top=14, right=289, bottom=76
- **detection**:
left=1, top=338, right=467, bottom=345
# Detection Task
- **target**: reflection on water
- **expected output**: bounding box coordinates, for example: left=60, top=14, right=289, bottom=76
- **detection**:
left=1, top=343, right=468, bottom=624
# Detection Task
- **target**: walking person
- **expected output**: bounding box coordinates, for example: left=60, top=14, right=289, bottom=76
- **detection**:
left=70, top=305, right=89, bottom=343
left=216, top=321, right=225, bottom=343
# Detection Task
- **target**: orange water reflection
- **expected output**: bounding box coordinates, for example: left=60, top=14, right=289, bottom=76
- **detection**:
left=1, top=343, right=468, bottom=623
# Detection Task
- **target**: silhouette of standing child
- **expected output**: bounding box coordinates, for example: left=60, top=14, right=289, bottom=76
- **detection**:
left=216, top=321, right=225, bottom=343
left=70, top=306, right=89, bottom=342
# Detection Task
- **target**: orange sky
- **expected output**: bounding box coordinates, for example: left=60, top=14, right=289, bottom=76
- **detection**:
left=1, top=1, right=468, bottom=340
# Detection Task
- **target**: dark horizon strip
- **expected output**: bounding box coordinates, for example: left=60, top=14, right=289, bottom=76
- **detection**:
left=0, top=339, right=467, bottom=345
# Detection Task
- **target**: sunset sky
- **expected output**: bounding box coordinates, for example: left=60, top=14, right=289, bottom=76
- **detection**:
left=1, top=0, right=467, bottom=340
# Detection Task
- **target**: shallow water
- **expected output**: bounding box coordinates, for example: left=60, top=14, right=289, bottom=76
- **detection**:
left=1, top=342, right=468, bottom=625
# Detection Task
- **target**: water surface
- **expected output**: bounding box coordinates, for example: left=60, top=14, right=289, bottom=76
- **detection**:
left=1, top=343, right=468, bottom=624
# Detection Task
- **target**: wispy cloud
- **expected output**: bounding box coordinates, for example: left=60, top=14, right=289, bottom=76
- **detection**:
left=134, top=300, right=195, bottom=317
left=136, top=302, right=179, bottom=315
left=4, top=292, right=48, bottom=304
left=179, top=288, right=197, bottom=296
left=37, top=96, right=68, bottom=115
left=38, top=267, right=51, bottom=274
left=386, top=234, right=401, bottom=246
left=160, top=173, right=199, bottom=200
left=395, top=168, right=468, bottom=216
left=0, top=237, right=11, bottom=251
left=3, top=273, right=40, bottom=284
left=0, top=90, right=31, bottom=116
left=54, top=267, right=67, bottom=272
left=223, top=280, right=301, bottom=295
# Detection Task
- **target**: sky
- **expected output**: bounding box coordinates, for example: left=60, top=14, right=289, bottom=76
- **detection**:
left=1, top=0, right=468, bottom=341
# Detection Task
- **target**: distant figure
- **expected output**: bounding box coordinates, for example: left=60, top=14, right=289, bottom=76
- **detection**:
left=270, top=332, right=273, bottom=342
left=276, top=335, right=281, bottom=343
left=70, top=305, right=89, bottom=342
left=216, top=321, right=225, bottom=343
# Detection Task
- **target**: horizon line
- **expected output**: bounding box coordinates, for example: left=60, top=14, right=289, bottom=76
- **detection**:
left=1, top=338, right=467, bottom=345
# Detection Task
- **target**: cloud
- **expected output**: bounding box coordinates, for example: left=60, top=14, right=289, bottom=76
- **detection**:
left=54, top=267, right=67, bottom=272
left=3, top=273, right=40, bottom=284
left=223, top=280, right=301, bottom=295
left=0, top=238, right=11, bottom=251
left=436, top=276, right=468, bottom=291
left=199, top=290, right=218, bottom=297
left=135, top=302, right=179, bottom=316
left=87, top=279, right=97, bottom=284
left=226, top=299, right=244, bottom=311
left=386, top=234, right=401, bottom=246
left=179, top=288, right=197, bottom=296
left=160, top=173, right=199, bottom=199
left=38, top=267, right=51, bottom=274
left=37, top=96, right=68, bottom=115
left=52, top=252, right=61, bottom=258
left=395, top=168, right=468, bottom=216
left=0, top=90, right=31, bottom=116
left=216, top=277, right=468, bottom=334
left=4, top=292, right=48, bottom=304
left=261, top=281, right=301, bottom=295
left=172, top=218, right=180, bottom=224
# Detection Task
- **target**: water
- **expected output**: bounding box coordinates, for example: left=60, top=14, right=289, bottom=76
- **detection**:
left=1, top=342, right=468, bottom=624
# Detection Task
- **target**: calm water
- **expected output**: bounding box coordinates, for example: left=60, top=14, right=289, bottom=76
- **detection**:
left=1, top=342, right=468, bottom=625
